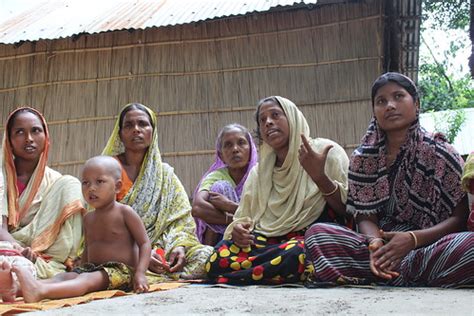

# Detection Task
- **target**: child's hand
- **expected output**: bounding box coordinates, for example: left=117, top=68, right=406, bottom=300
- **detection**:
left=133, top=272, right=149, bottom=293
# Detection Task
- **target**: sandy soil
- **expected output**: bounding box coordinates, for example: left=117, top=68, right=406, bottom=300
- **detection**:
left=30, top=284, right=473, bottom=315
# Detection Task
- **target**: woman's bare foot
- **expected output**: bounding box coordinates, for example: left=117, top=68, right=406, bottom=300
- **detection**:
left=0, top=261, right=17, bottom=302
left=11, top=264, right=44, bottom=303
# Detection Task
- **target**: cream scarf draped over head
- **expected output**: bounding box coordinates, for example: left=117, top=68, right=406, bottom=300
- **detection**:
left=224, top=96, right=349, bottom=238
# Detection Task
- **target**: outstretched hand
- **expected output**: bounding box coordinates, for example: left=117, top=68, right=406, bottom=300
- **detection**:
left=298, top=134, right=333, bottom=181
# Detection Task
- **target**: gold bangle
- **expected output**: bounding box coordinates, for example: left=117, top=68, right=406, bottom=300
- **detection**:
left=408, top=231, right=418, bottom=249
left=321, top=182, right=338, bottom=197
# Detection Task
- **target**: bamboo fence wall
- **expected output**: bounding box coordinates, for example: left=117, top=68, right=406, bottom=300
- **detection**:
left=0, top=0, right=383, bottom=194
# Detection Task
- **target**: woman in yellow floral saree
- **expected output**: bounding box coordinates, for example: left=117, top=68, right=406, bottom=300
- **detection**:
left=0, top=107, right=84, bottom=279
left=103, top=103, right=212, bottom=280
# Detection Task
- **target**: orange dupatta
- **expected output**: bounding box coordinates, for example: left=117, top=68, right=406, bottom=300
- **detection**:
left=3, top=107, right=49, bottom=229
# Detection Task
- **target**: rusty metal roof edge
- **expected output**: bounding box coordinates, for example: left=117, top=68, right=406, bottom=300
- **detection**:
left=0, top=1, right=321, bottom=45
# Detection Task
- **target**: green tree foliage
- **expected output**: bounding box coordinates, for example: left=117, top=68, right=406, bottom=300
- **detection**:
left=422, top=0, right=470, bottom=30
left=419, top=63, right=474, bottom=112
left=418, top=0, right=472, bottom=143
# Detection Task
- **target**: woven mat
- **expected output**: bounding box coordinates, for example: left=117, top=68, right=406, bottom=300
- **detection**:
left=0, top=282, right=186, bottom=315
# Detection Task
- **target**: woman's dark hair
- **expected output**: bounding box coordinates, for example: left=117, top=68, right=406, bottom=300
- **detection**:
left=7, top=108, right=46, bottom=141
left=254, top=96, right=282, bottom=142
left=371, top=72, right=419, bottom=106
left=118, top=103, right=154, bottom=132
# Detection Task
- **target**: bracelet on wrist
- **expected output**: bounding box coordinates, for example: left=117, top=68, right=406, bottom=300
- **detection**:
left=408, top=231, right=418, bottom=249
left=321, top=181, right=338, bottom=197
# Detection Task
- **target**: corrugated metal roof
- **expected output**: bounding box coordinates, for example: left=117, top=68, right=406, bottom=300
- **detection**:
left=0, top=0, right=319, bottom=44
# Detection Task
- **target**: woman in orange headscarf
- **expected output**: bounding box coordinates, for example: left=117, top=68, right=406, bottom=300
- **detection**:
left=0, top=107, right=84, bottom=279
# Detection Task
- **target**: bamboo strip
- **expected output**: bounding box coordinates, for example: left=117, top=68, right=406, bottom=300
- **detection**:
left=0, top=57, right=380, bottom=93
left=0, top=15, right=381, bottom=61
left=0, top=98, right=371, bottom=130
left=48, top=144, right=360, bottom=168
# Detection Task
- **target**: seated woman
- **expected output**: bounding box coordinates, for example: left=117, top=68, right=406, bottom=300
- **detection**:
left=206, top=96, right=350, bottom=284
left=102, top=103, right=212, bottom=279
left=462, top=152, right=474, bottom=231
left=0, top=108, right=84, bottom=279
left=305, top=72, right=474, bottom=288
left=192, top=124, right=258, bottom=246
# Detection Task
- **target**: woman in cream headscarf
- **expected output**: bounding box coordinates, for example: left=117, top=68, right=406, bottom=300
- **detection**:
left=206, top=96, right=349, bottom=284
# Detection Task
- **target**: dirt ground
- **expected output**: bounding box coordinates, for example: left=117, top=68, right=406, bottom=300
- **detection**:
left=29, top=284, right=473, bottom=315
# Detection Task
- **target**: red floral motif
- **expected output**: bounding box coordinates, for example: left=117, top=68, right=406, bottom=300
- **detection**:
left=278, top=243, right=288, bottom=250
left=412, top=172, right=423, bottom=191
left=443, top=172, right=459, bottom=189
left=351, top=156, right=362, bottom=171
left=218, top=245, right=228, bottom=252
left=357, top=186, right=374, bottom=203
left=237, top=251, right=249, bottom=258
left=375, top=180, right=389, bottom=199
left=435, top=160, right=445, bottom=179
left=253, top=265, right=264, bottom=275
left=217, top=277, right=229, bottom=283
left=219, top=258, right=229, bottom=268
left=297, top=263, right=305, bottom=274
left=363, top=157, right=378, bottom=174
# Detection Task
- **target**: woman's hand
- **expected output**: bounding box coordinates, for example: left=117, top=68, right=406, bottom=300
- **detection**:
left=368, top=239, right=399, bottom=280
left=149, top=250, right=170, bottom=274
left=21, top=247, right=38, bottom=263
left=298, top=134, right=333, bottom=181
left=168, top=246, right=186, bottom=273
left=373, top=231, right=415, bottom=271
left=231, top=223, right=254, bottom=248
left=208, top=192, right=238, bottom=214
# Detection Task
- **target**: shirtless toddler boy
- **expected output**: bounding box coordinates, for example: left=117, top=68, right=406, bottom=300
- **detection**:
left=1, top=155, right=151, bottom=302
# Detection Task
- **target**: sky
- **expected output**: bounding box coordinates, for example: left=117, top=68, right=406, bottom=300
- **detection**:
left=419, top=19, right=471, bottom=79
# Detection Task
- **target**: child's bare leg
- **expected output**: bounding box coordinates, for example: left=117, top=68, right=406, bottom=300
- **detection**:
left=0, top=261, right=17, bottom=302
left=40, top=271, right=81, bottom=284
left=13, top=265, right=109, bottom=303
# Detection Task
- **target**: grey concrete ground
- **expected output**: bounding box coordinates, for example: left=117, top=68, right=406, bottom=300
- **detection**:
left=30, top=284, right=473, bottom=315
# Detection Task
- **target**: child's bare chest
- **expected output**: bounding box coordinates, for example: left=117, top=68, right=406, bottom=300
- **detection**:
left=85, top=215, right=130, bottom=242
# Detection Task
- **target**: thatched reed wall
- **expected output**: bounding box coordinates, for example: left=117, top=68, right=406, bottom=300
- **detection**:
left=0, top=0, right=384, bottom=194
